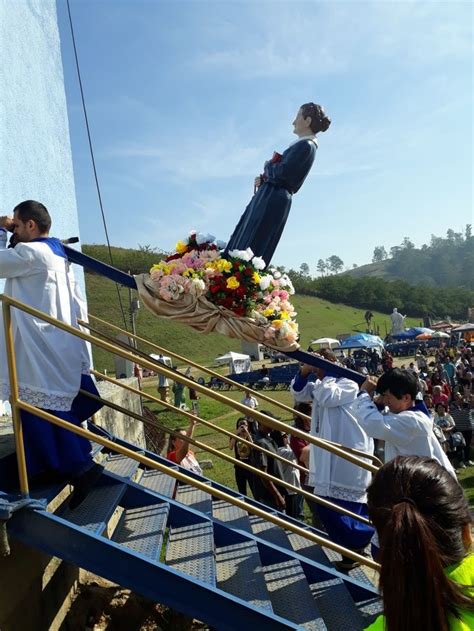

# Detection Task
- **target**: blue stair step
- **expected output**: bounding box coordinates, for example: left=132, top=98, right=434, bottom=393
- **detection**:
left=262, top=559, right=326, bottom=630
left=216, top=540, right=273, bottom=612
left=104, top=453, right=140, bottom=479
left=166, top=520, right=216, bottom=585
left=112, top=502, right=169, bottom=561
left=249, top=514, right=292, bottom=549
left=139, top=468, right=177, bottom=498
left=288, top=533, right=368, bottom=630
left=176, top=484, right=212, bottom=515
left=213, top=499, right=252, bottom=533
left=58, top=476, right=126, bottom=535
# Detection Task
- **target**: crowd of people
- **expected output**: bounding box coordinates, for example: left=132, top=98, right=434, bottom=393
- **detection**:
left=201, top=343, right=473, bottom=627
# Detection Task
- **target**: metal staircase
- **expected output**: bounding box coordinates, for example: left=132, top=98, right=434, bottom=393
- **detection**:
left=4, top=428, right=381, bottom=631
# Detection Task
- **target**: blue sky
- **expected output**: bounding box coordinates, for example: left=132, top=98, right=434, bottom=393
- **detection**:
left=57, top=0, right=472, bottom=274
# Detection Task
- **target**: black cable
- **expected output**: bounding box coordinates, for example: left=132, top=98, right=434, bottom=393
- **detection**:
left=66, top=0, right=129, bottom=332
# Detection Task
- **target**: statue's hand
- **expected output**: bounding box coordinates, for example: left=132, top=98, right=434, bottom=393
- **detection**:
left=254, top=176, right=262, bottom=189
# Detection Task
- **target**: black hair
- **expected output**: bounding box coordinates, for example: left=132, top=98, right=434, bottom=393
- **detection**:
left=300, top=102, right=331, bottom=133
left=376, top=368, right=418, bottom=401
left=293, top=401, right=312, bottom=429
left=13, top=200, right=51, bottom=234
left=368, top=456, right=473, bottom=631
left=270, top=429, right=286, bottom=447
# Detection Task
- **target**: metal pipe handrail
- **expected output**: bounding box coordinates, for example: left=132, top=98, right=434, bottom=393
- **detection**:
left=0, top=294, right=379, bottom=569
left=79, top=386, right=372, bottom=526
left=0, top=294, right=377, bottom=474
left=15, top=398, right=381, bottom=570
left=84, top=314, right=382, bottom=467
left=92, top=368, right=310, bottom=477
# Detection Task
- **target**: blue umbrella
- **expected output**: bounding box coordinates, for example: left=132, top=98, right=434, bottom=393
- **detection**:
left=341, top=333, right=384, bottom=349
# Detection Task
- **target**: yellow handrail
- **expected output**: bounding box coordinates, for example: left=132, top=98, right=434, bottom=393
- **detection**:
left=13, top=399, right=381, bottom=570
left=92, top=368, right=310, bottom=477
left=79, top=385, right=372, bottom=526
left=83, top=315, right=383, bottom=467
left=0, top=294, right=378, bottom=474
left=0, top=293, right=380, bottom=570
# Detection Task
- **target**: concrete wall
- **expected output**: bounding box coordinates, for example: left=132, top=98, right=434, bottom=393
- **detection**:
left=0, top=0, right=84, bottom=291
left=95, top=378, right=146, bottom=449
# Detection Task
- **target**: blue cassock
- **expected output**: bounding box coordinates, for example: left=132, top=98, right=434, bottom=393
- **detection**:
left=225, top=139, right=317, bottom=266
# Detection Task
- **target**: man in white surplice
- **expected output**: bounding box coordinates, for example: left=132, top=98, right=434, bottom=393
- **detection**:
left=291, top=348, right=374, bottom=569
left=0, top=201, right=100, bottom=500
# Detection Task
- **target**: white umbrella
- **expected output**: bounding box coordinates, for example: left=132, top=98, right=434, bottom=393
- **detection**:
left=310, top=337, right=340, bottom=347
left=432, top=331, right=450, bottom=338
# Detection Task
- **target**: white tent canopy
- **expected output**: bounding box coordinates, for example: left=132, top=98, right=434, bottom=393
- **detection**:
left=310, top=337, right=340, bottom=347
left=150, top=354, right=173, bottom=367
left=214, top=351, right=252, bottom=374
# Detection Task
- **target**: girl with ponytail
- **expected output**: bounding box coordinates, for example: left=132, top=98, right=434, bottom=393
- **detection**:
left=366, top=456, right=473, bottom=631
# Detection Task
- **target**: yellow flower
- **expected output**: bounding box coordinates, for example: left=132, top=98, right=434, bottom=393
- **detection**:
left=150, top=263, right=162, bottom=272
left=252, top=271, right=261, bottom=284
left=272, top=319, right=283, bottom=328
left=217, top=259, right=232, bottom=273
left=175, top=240, right=188, bottom=254
left=262, top=308, right=274, bottom=317
left=226, top=276, right=240, bottom=290
left=280, top=311, right=290, bottom=320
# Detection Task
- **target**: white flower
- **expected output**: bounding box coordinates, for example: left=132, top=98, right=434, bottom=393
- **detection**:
left=252, top=256, right=266, bottom=270
left=215, top=239, right=227, bottom=250
left=270, top=268, right=282, bottom=279
left=259, top=275, right=272, bottom=291
left=281, top=274, right=295, bottom=294
left=229, top=248, right=254, bottom=262
left=196, top=232, right=216, bottom=245
left=189, top=278, right=206, bottom=296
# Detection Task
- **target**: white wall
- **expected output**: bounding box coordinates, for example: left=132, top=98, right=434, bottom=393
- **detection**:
left=0, top=0, right=84, bottom=289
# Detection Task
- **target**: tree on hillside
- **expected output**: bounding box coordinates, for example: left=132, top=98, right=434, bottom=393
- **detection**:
left=328, top=255, right=344, bottom=274
left=300, top=262, right=310, bottom=276
left=372, top=246, right=388, bottom=263
left=316, top=258, right=328, bottom=276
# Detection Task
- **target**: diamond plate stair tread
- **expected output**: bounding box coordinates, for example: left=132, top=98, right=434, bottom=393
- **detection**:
left=139, top=469, right=177, bottom=498
left=112, top=502, right=169, bottom=560
left=176, top=484, right=212, bottom=514
left=104, top=454, right=140, bottom=479
left=249, top=514, right=291, bottom=549
left=322, top=546, right=383, bottom=621
left=289, top=532, right=370, bottom=628
left=263, top=559, right=326, bottom=630
left=166, top=521, right=215, bottom=585
left=216, top=540, right=273, bottom=612
left=59, top=479, right=126, bottom=534
left=212, top=499, right=252, bottom=533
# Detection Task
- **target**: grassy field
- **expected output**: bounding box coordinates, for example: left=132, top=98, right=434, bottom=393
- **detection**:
left=84, top=264, right=420, bottom=373
left=139, top=381, right=474, bottom=508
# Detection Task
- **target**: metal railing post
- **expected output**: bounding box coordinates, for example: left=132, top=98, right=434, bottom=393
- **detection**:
left=2, top=302, right=29, bottom=495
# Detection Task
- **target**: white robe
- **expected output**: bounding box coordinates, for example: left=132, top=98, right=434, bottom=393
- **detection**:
left=0, top=242, right=85, bottom=411
left=352, top=392, right=456, bottom=477
left=291, top=376, right=373, bottom=503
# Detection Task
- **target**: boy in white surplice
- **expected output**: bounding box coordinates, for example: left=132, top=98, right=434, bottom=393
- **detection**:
left=0, top=201, right=102, bottom=506
left=291, top=348, right=374, bottom=570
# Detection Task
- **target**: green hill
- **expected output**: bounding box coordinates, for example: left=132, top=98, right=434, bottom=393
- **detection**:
left=83, top=245, right=420, bottom=372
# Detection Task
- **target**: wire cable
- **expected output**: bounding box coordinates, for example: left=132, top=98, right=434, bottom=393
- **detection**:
left=66, top=0, right=129, bottom=331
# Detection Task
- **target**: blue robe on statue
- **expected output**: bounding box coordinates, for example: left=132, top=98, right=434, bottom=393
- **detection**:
left=226, top=138, right=317, bottom=266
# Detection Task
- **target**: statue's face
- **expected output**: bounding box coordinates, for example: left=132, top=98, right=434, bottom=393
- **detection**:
left=293, top=108, right=312, bottom=136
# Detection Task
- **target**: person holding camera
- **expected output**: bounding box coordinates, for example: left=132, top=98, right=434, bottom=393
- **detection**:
left=229, top=418, right=254, bottom=496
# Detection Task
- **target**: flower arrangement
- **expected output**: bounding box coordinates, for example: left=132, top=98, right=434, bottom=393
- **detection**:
left=148, top=231, right=298, bottom=344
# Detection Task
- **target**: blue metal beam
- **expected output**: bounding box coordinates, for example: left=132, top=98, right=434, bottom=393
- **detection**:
left=7, top=508, right=301, bottom=631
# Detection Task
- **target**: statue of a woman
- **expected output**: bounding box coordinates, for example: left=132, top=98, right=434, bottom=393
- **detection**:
left=225, top=102, right=331, bottom=266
